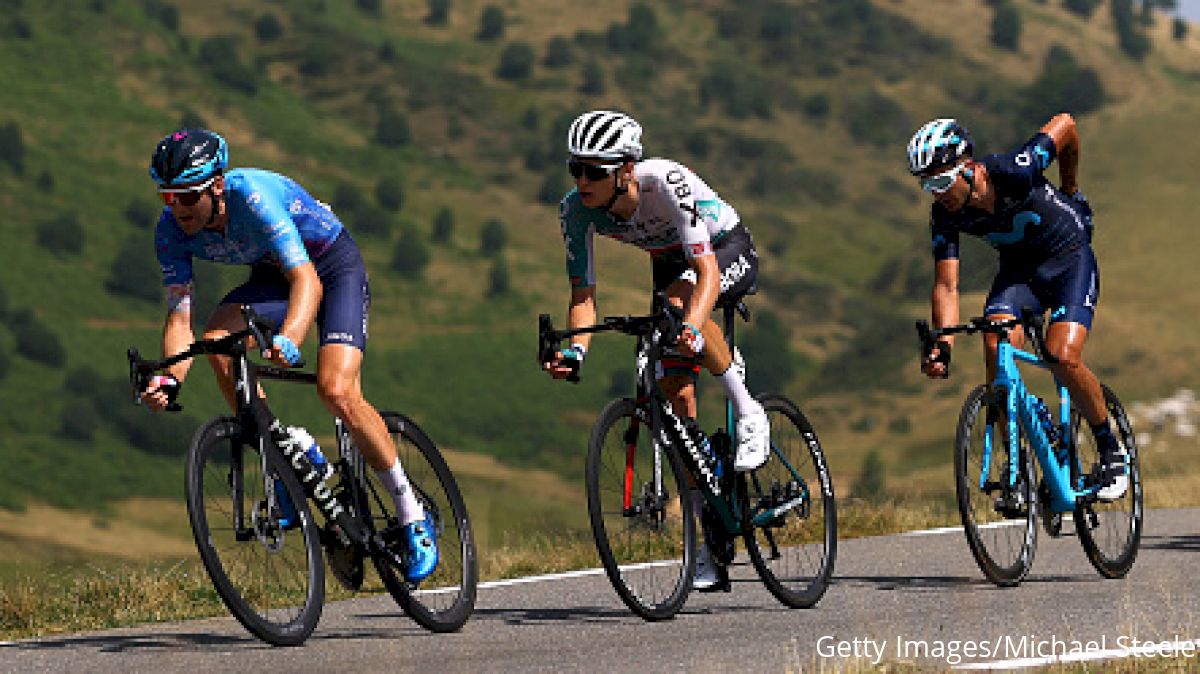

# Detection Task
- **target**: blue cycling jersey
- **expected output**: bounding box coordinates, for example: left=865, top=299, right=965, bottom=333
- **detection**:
left=155, top=168, right=344, bottom=287
left=930, top=133, right=1091, bottom=266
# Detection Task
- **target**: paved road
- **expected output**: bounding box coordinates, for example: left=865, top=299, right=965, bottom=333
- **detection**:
left=4, top=508, right=1198, bottom=673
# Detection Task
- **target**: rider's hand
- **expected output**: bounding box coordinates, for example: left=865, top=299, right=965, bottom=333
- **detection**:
left=544, top=344, right=585, bottom=380
left=677, top=322, right=705, bottom=358
left=268, top=334, right=303, bottom=367
left=140, top=374, right=180, bottom=412
left=921, top=340, right=952, bottom=379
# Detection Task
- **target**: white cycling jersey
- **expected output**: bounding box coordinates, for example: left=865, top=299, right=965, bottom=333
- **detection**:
left=559, top=158, right=740, bottom=288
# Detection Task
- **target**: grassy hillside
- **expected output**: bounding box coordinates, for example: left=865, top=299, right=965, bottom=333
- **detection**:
left=0, top=0, right=1198, bottom=569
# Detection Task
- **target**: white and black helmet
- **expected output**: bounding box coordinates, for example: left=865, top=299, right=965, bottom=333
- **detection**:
left=567, top=110, right=643, bottom=162
left=906, top=118, right=973, bottom=175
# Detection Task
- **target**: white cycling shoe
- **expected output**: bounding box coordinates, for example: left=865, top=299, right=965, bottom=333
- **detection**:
left=692, top=541, right=728, bottom=592
left=734, top=410, right=770, bottom=472
left=1096, top=453, right=1129, bottom=501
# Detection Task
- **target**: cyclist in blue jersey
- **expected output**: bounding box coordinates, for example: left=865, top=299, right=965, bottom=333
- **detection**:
left=138, top=128, right=438, bottom=581
left=909, top=114, right=1127, bottom=500
left=543, top=110, right=769, bottom=591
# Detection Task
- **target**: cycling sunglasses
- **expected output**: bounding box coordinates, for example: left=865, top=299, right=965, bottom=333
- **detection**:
left=567, top=159, right=621, bottom=181
left=918, top=163, right=968, bottom=194
left=158, top=176, right=216, bottom=206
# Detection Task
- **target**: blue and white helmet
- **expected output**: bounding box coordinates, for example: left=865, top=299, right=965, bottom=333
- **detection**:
left=567, top=110, right=643, bottom=162
left=906, top=119, right=973, bottom=175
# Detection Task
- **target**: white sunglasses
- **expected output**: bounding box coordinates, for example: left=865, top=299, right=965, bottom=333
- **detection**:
left=918, top=163, right=968, bottom=194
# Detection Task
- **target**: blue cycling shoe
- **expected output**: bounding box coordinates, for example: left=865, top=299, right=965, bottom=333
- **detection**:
left=273, top=479, right=300, bottom=530
left=401, top=511, right=439, bottom=583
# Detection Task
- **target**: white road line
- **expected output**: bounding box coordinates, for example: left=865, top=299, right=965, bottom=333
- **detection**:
left=902, top=520, right=1024, bottom=537
left=413, top=559, right=680, bottom=596
left=954, top=640, right=1200, bottom=670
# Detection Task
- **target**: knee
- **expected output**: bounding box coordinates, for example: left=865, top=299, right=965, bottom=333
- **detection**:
left=317, top=373, right=359, bottom=414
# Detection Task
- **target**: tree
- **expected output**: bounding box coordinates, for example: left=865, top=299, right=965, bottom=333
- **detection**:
left=36, top=169, right=53, bottom=193
left=739, top=310, right=797, bottom=393
left=850, top=450, right=888, bottom=503
left=0, top=121, right=25, bottom=174
left=198, top=35, right=257, bottom=95
left=254, top=13, right=283, bottom=42
left=990, top=2, right=1022, bottom=50
left=375, top=108, right=411, bottom=148
left=36, top=214, right=84, bottom=256
left=1112, top=0, right=1152, bottom=59
left=496, top=42, right=535, bottom=81
left=432, top=208, right=454, bottom=244
left=479, top=218, right=507, bottom=256
left=355, top=0, right=382, bottom=16
left=1174, top=16, right=1189, bottom=40
left=580, top=60, right=606, bottom=96
left=544, top=36, right=574, bottom=68
left=333, top=181, right=367, bottom=217
left=426, top=0, right=450, bottom=26
left=125, top=198, right=161, bottom=228
left=10, top=308, right=66, bottom=368
left=1020, top=44, right=1106, bottom=124
left=375, top=175, right=404, bottom=212
left=486, top=256, right=511, bottom=297
left=538, top=171, right=569, bottom=205
left=392, top=228, right=431, bottom=279
left=106, top=235, right=162, bottom=303
left=1063, top=0, right=1101, bottom=18
left=478, top=5, right=505, bottom=40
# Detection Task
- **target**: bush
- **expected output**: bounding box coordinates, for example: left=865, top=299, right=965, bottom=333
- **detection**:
left=179, top=108, right=207, bottom=130
left=1174, top=16, right=1189, bottom=40
left=355, top=0, right=382, bottom=15
left=432, top=208, right=454, bottom=244
left=375, top=175, right=404, bottom=212
left=699, top=58, right=772, bottom=119
left=990, top=2, right=1021, bottom=50
left=254, top=13, right=283, bottom=42
left=333, top=181, right=367, bottom=217
left=496, top=42, right=535, bottom=81
left=478, top=5, right=504, bottom=40
left=10, top=16, right=32, bottom=39
left=843, top=88, right=911, bottom=147
left=850, top=450, right=888, bottom=503
left=0, top=121, right=25, bottom=174
left=375, top=108, right=411, bottom=148
left=802, top=93, right=830, bottom=121
left=36, top=169, right=54, bottom=193
left=61, top=404, right=100, bottom=442
left=1062, top=0, right=1101, bottom=18
left=349, top=204, right=393, bottom=238
left=197, top=35, right=257, bottom=94
left=579, top=61, right=606, bottom=95
left=740, top=309, right=797, bottom=393
left=392, top=228, right=431, bottom=278
left=143, top=0, right=178, bottom=31
left=1112, top=0, right=1152, bottom=59
left=0, top=345, right=9, bottom=382
left=1020, top=44, right=1105, bottom=125
left=486, top=257, right=511, bottom=297
left=106, top=235, right=162, bottom=303
left=480, top=218, right=507, bottom=256
left=125, top=198, right=161, bottom=228
left=10, top=308, right=66, bottom=368
left=36, top=213, right=85, bottom=256
left=538, top=171, right=570, bottom=205
left=298, top=39, right=336, bottom=77
left=544, top=36, right=574, bottom=68
left=426, top=0, right=450, bottom=26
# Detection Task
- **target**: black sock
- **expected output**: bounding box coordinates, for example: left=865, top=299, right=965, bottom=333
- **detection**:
left=1090, top=420, right=1117, bottom=461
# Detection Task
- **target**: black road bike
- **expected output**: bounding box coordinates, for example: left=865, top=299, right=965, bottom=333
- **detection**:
left=128, top=307, right=477, bottom=645
left=539, top=291, right=836, bottom=620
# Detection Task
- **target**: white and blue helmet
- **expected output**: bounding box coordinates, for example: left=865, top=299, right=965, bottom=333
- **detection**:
left=906, top=118, right=973, bottom=175
left=567, top=110, right=643, bottom=162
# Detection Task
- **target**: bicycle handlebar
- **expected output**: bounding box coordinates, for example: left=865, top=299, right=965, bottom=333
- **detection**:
left=128, top=306, right=302, bottom=411
left=915, top=307, right=1056, bottom=365
left=538, top=292, right=685, bottom=382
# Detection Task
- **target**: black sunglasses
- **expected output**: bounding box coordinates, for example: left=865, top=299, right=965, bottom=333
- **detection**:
left=566, top=159, right=621, bottom=181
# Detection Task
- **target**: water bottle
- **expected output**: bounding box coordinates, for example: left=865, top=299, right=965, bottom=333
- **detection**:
left=287, top=426, right=333, bottom=481
left=1033, top=398, right=1067, bottom=463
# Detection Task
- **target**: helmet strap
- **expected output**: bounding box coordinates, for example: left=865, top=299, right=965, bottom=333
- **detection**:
left=602, top=162, right=629, bottom=214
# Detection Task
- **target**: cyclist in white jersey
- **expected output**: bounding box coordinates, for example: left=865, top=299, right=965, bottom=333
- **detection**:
left=545, top=110, right=769, bottom=590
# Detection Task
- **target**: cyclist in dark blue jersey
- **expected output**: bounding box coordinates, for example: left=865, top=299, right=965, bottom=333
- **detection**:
left=139, top=128, right=438, bottom=581
left=908, top=114, right=1127, bottom=500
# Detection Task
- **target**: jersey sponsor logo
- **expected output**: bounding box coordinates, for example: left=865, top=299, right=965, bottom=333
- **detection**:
left=696, top=199, right=722, bottom=222
left=984, top=211, right=1040, bottom=247
left=719, top=254, right=752, bottom=292
left=325, top=331, right=355, bottom=344
left=1015, top=151, right=1031, bottom=167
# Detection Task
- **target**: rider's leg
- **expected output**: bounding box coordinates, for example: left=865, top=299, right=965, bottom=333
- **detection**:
left=203, top=302, right=269, bottom=411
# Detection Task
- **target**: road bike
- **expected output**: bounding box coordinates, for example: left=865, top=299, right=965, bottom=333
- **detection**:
left=128, top=306, right=477, bottom=645
left=538, top=291, right=836, bottom=620
left=917, top=310, right=1142, bottom=586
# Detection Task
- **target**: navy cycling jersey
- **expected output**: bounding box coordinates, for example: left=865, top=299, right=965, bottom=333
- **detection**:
left=930, top=133, right=1091, bottom=266
left=155, top=168, right=344, bottom=291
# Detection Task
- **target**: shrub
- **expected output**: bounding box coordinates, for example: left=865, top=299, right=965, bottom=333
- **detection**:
left=486, top=256, right=511, bottom=297
left=990, top=2, right=1021, bottom=50
left=426, top=0, right=450, bottom=26
left=355, top=0, right=382, bottom=16
left=179, top=108, right=207, bottom=129
left=106, top=235, right=162, bottom=303
left=496, top=42, right=535, bottom=81
left=298, top=39, right=336, bottom=77
left=1112, top=0, right=1152, bottom=59
left=375, top=108, right=411, bottom=148
left=843, top=89, right=911, bottom=147
left=538, top=171, right=570, bottom=205
left=392, top=228, right=431, bottom=278
left=432, top=208, right=454, bottom=244
left=0, top=345, right=9, bottom=382
left=10, top=308, right=66, bottom=368
left=740, top=309, right=797, bottom=393
left=0, top=121, right=25, bottom=174
left=375, top=175, right=404, bottom=212
left=544, top=36, right=574, bottom=68
left=333, top=181, right=367, bottom=217
left=580, top=61, right=606, bottom=95
left=480, top=218, right=507, bottom=256
left=802, top=93, right=830, bottom=121
left=9, top=16, right=31, bottom=39
left=1174, top=17, right=1189, bottom=40
left=61, top=404, right=100, bottom=442
left=478, top=5, right=504, bottom=40
left=36, top=213, right=85, bottom=256
left=254, top=13, right=283, bottom=42
left=125, top=198, right=162, bottom=228
left=349, top=204, right=393, bottom=238
left=1019, top=44, right=1105, bottom=125
left=36, top=169, right=54, bottom=193
left=197, top=35, right=257, bottom=94
left=1063, top=0, right=1101, bottom=17
left=850, top=450, right=888, bottom=503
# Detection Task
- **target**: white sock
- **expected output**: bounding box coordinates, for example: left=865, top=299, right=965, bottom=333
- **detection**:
left=376, top=459, right=425, bottom=525
left=718, top=366, right=762, bottom=418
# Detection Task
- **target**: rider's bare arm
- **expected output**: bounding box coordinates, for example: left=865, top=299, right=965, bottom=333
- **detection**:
left=1041, top=113, right=1079, bottom=195
left=931, top=259, right=961, bottom=344
left=567, top=285, right=598, bottom=349
left=279, top=261, right=322, bottom=348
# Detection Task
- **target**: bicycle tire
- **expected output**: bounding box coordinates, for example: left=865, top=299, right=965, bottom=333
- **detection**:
left=955, top=385, right=1038, bottom=586
left=358, top=411, right=477, bottom=633
left=586, top=397, right=696, bottom=621
left=185, top=416, right=324, bottom=646
left=742, top=393, right=837, bottom=608
left=1073, top=384, right=1143, bottom=579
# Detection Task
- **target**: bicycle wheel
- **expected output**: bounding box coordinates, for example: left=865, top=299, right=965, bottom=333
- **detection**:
left=1072, top=384, right=1143, bottom=578
left=358, top=411, right=477, bottom=633
left=586, top=398, right=696, bottom=621
left=742, top=393, right=837, bottom=608
left=955, top=385, right=1038, bottom=586
left=185, top=416, right=324, bottom=646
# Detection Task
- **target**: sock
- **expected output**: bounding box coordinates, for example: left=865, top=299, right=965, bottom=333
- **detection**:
left=1090, top=419, right=1118, bottom=462
left=718, top=365, right=761, bottom=418
left=376, top=459, right=425, bottom=525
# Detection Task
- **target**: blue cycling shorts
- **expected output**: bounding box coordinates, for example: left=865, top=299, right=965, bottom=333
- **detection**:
left=984, top=245, right=1099, bottom=329
left=220, top=230, right=370, bottom=350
